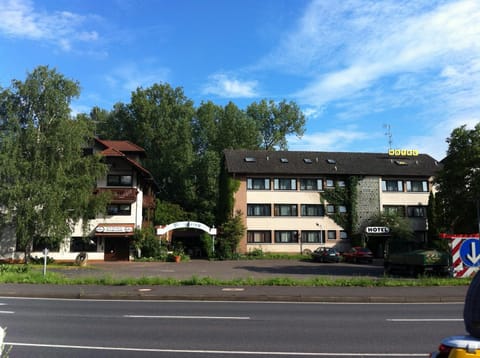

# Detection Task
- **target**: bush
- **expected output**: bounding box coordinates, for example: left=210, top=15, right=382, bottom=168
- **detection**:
left=0, top=264, right=30, bottom=274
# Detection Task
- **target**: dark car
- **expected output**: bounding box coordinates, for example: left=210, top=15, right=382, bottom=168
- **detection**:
left=311, top=247, right=341, bottom=263
left=342, top=246, right=374, bottom=264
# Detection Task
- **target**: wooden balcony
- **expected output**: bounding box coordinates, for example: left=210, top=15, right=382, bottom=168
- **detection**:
left=143, top=194, right=156, bottom=208
left=95, top=187, right=138, bottom=203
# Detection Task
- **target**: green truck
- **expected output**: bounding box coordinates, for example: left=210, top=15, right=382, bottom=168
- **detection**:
left=384, top=239, right=450, bottom=276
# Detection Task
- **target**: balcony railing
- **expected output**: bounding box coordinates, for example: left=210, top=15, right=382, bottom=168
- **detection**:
left=95, top=187, right=138, bottom=203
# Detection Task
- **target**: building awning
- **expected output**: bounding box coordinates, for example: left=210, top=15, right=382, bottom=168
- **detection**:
left=95, top=224, right=135, bottom=236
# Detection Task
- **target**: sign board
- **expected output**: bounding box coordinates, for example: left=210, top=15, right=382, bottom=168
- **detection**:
left=365, top=226, right=390, bottom=234
left=388, top=149, right=419, bottom=156
left=96, top=225, right=133, bottom=233
left=156, top=221, right=217, bottom=236
left=460, top=238, right=480, bottom=267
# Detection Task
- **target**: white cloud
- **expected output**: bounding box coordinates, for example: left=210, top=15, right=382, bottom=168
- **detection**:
left=203, top=73, right=258, bottom=98
left=0, top=0, right=100, bottom=51
left=293, top=0, right=480, bottom=107
left=287, top=126, right=370, bottom=152
left=105, top=62, right=170, bottom=93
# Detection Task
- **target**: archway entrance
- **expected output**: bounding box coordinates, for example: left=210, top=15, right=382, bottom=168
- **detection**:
left=156, top=221, right=217, bottom=258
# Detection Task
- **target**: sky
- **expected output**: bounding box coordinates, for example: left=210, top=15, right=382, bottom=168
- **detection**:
left=1, top=0, right=479, bottom=161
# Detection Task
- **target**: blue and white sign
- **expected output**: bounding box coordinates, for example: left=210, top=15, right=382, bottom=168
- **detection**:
left=460, top=238, right=480, bottom=267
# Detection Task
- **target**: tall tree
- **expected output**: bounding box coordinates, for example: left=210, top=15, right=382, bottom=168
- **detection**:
left=246, top=99, right=305, bottom=150
left=436, top=124, right=480, bottom=233
left=128, top=83, right=196, bottom=210
left=0, top=66, right=108, bottom=261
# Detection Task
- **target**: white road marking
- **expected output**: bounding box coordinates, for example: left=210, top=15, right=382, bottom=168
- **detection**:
left=124, top=315, right=250, bottom=320
left=0, top=311, right=14, bottom=314
left=4, top=342, right=429, bottom=356
left=222, top=288, right=245, bottom=292
left=387, top=318, right=462, bottom=322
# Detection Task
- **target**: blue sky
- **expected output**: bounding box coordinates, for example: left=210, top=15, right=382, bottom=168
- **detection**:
left=1, top=0, right=479, bottom=160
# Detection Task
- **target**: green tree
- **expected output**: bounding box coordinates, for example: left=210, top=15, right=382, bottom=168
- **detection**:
left=435, top=124, right=480, bottom=233
left=246, top=99, right=305, bottom=150
left=427, top=191, right=440, bottom=241
left=0, top=66, right=108, bottom=262
left=215, top=210, right=245, bottom=259
left=128, top=84, right=196, bottom=210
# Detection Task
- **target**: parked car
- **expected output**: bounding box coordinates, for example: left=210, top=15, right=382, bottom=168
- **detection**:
left=342, top=246, right=373, bottom=264
left=430, top=335, right=480, bottom=357
left=311, top=247, right=341, bottom=263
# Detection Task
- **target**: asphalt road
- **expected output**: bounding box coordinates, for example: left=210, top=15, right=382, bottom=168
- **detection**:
left=0, top=297, right=467, bottom=357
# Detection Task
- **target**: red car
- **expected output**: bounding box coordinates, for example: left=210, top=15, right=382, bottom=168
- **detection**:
left=342, top=246, right=374, bottom=264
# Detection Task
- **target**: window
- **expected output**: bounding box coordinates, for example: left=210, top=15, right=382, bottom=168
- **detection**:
left=274, top=178, right=297, bottom=190
left=326, top=179, right=334, bottom=188
left=383, top=205, right=405, bottom=216
left=338, top=205, right=347, bottom=213
left=108, top=174, right=133, bottom=186
left=326, top=204, right=335, bottom=214
left=107, top=204, right=131, bottom=215
left=247, top=204, right=271, bottom=216
left=337, top=180, right=346, bottom=187
left=70, top=237, right=98, bottom=252
left=274, top=204, right=298, bottom=216
left=406, top=180, right=428, bottom=192
left=382, top=180, right=403, bottom=192
left=301, top=204, right=325, bottom=216
left=247, top=178, right=270, bottom=190
left=247, top=231, right=271, bottom=243
left=300, top=178, right=323, bottom=191
left=407, top=206, right=426, bottom=217
left=274, top=231, right=298, bottom=243
left=301, top=231, right=324, bottom=243
left=340, top=231, right=348, bottom=240
left=32, top=237, right=60, bottom=252
left=327, top=230, right=337, bottom=240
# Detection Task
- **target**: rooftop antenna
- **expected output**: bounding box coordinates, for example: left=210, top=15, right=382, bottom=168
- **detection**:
left=383, top=124, right=393, bottom=150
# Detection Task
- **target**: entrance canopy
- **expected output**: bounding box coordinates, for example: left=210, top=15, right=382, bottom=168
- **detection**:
left=156, top=221, right=217, bottom=236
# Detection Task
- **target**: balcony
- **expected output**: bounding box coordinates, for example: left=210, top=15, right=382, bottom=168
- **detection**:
left=95, top=187, right=138, bottom=203
left=143, top=194, right=156, bottom=208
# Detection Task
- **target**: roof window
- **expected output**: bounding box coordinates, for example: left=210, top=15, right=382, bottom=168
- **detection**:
left=280, top=158, right=289, bottom=163
left=326, top=159, right=336, bottom=164
left=244, top=157, right=256, bottom=163
left=303, top=158, right=313, bottom=164
left=394, top=160, right=408, bottom=166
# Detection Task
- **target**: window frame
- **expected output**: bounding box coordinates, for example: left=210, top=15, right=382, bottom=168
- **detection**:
left=107, top=174, right=133, bottom=187
left=274, top=231, right=299, bottom=243
left=274, top=204, right=298, bottom=216
left=247, top=231, right=272, bottom=243
left=301, top=230, right=325, bottom=243
left=107, top=203, right=132, bottom=216
left=247, top=204, right=272, bottom=216
left=300, top=178, right=323, bottom=191
left=273, top=178, right=297, bottom=190
left=382, top=179, right=403, bottom=192
left=247, top=178, right=270, bottom=190
left=300, top=204, right=325, bottom=217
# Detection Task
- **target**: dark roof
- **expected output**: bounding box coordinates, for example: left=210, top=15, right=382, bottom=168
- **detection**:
left=224, top=150, right=442, bottom=177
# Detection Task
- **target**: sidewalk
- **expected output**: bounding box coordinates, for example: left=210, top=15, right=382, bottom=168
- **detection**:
left=0, top=260, right=469, bottom=303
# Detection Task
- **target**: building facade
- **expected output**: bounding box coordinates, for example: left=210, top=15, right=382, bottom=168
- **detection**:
left=0, top=138, right=157, bottom=262
left=223, top=149, right=441, bottom=255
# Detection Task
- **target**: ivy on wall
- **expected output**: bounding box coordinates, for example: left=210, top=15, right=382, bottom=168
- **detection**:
left=320, top=176, right=359, bottom=237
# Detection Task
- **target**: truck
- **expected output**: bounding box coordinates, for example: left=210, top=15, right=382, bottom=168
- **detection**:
left=383, top=239, right=450, bottom=276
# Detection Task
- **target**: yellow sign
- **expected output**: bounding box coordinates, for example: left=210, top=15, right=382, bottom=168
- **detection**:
left=388, top=149, right=419, bottom=156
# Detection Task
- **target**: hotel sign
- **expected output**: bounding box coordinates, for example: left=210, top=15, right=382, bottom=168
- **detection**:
left=96, top=225, right=134, bottom=233
left=388, top=149, right=419, bottom=156
left=365, top=226, right=390, bottom=234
